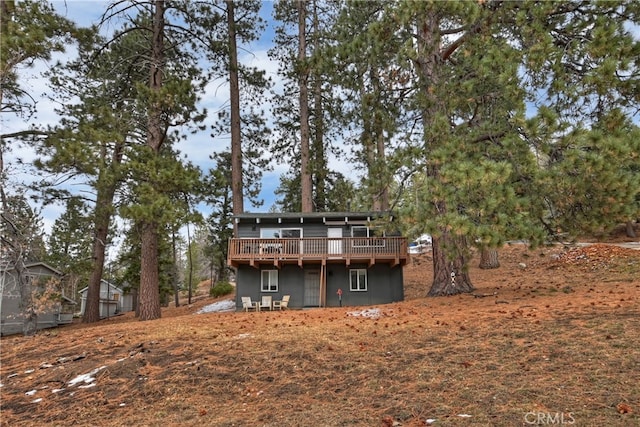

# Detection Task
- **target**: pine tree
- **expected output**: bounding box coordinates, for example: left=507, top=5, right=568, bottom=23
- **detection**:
left=100, top=0, right=220, bottom=321
left=46, top=197, right=93, bottom=301
left=37, top=9, right=189, bottom=322
left=334, top=1, right=639, bottom=296
left=204, top=151, right=236, bottom=283
left=270, top=0, right=343, bottom=212
left=205, top=0, right=272, bottom=216
left=330, top=0, right=403, bottom=211
left=538, top=112, right=640, bottom=238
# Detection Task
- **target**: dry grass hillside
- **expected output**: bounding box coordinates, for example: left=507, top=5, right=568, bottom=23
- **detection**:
left=1, top=239, right=639, bottom=426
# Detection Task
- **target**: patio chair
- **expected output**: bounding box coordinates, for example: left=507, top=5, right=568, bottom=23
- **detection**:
left=260, top=295, right=273, bottom=311
left=241, top=296, right=258, bottom=312
left=273, top=295, right=290, bottom=310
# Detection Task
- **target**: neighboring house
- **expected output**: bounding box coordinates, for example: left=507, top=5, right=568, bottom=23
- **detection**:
left=0, top=262, right=76, bottom=336
left=227, top=212, right=409, bottom=309
left=79, top=280, right=135, bottom=318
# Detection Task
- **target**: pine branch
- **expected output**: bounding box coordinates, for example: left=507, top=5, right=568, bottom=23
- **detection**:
left=1, top=130, right=49, bottom=140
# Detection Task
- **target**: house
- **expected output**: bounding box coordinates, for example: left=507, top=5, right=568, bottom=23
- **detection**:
left=79, top=280, right=135, bottom=318
left=0, top=262, right=76, bottom=336
left=227, top=212, right=409, bottom=309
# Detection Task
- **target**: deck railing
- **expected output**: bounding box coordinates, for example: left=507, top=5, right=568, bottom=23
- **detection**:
left=228, top=237, right=408, bottom=267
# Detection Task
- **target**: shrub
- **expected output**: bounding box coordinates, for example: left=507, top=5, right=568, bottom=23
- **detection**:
left=210, top=281, right=234, bottom=298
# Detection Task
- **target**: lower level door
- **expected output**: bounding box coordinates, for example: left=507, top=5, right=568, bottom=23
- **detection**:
left=303, top=269, right=321, bottom=307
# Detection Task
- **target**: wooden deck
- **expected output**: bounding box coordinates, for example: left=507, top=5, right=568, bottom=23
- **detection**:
left=228, top=237, right=409, bottom=268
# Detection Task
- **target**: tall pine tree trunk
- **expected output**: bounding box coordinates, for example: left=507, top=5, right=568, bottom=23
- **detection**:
left=139, top=221, right=161, bottom=320
left=372, top=67, right=388, bottom=212
left=479, top=247, right=500, bottom=269
left=83, top=146, right=121, bottom=323
left=374, top=118, right=389, bottom=211
left=362, top=68, right=388, bottom=212
left=171, top=230, right=180, bottom=308
left=227, top=0, right=243, bottom=216
left=83, top=220, right=108, bottom=323
left=428, top=233, right=474, bottom=296
left=298, top=0, right=313, bottom=212
left=310, top=0, right=326, bottom=211
left=138, top=0, right=165, bottom=321
left=416, top=11, right=473, bottom=296
left=626, top=220, right=636, bottom=238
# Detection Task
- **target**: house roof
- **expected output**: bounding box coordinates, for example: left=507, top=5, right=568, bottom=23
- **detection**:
left=61, top=295, right=77, bottom=304
left=78, top=279, right=123, bottom=295
left=0, top=261, right=63, bottom=276
left=233, top=211, right=395, bottom=223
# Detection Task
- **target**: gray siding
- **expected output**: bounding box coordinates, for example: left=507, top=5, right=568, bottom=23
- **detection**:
left=235, top=264, right=306, bottom=308
left=233, top=213, right=405, bottom=310
left=235, top=262, right=403, bottom=309
left=324, top=264, right=404, bottom=307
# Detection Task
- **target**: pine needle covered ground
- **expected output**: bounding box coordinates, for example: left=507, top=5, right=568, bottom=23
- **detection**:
left=1, top=241, right=639, bottom=426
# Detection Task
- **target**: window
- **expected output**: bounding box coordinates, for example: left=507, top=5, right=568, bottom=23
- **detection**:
left=351, top=226, right=369, bottom=238
left=260, top=228, right=302, bottom=238
left=261, top=270, right=278, bottom=292
left=349, top=269, right=367, bottom=291
left=351, top=226, right=385, bottom=247
left=260, top=228, right=280, bottom=238
left=280, top=228, right=302, bottom=238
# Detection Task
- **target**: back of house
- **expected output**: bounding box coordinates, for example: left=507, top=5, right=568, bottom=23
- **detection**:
left=227, top=212, right=409, bottom=310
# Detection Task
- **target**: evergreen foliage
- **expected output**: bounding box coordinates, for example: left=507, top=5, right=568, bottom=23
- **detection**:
left=46, top=197, right=94, bottom=300
left=0, top=193, right=46, bottom=263
left=210, top=280, right=234, bottom=297
left=3, top=1, right=639, bottom=305
left=203, top=151, right=235, bottom=282
left=0, top=0, right=81, bottom=122
left=269, top=0, right=345, bottom=212
left=329, top=0, right=639, bottom=296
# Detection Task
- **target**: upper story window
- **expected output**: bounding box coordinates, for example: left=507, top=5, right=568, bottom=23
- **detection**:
left=351, top=226, right=385, bottom=247
left=260, top=228, right=280, bottom=238
left=260, top=228, right=302, bottom=238
left=281, top=228, right=302, bottom=238
left=351, top=226, right=369, bottom=238
left=351, top=226, right=385, bottom=237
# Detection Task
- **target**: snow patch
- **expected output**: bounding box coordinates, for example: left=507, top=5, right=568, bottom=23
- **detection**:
left=78, top=383, right=96, bottom=389
left=346, top=308, right=382, bottom=319
left=68, top=366, right=107, bottom=387
left=196, top=300, right=236, bottom=314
